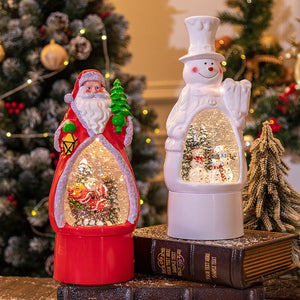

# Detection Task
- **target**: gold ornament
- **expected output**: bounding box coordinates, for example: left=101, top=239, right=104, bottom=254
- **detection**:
left=260, top=36, right=278, bottom=51
left=0, top=44, right=5, bottom=63
left=294, top=53, right=300, bottom=85
left=215, top=36, right=233, bottom=51
left=62, top=133, right=78, bottom=155
left=40, top=40, right=69, bottom=71
left=285, top=18, right=300, bottom=83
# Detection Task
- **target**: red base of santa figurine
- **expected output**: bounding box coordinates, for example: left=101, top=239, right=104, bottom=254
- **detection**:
left=53, top=226, right=134, bottom=285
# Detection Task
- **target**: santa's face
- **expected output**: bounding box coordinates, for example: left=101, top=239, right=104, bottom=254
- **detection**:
left=183, top=58, right=223, bottom=86
left=83, top=81, right=103, bottom=95
left=75, top=81, right=112, bottom=134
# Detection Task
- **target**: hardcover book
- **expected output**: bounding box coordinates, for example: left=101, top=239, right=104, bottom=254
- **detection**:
left=133, top=224, right=297, bottom=289
left=57, top=274, right=265, bottom=300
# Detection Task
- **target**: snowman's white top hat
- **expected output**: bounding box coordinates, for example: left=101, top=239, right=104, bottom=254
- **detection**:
left=179, top=16, right=225, bottom=63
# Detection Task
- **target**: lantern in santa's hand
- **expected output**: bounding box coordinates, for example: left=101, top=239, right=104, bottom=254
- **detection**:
left=164, top=16, right=251, bottom=240
left=61, top=121, right=78, bottom=155
left=49, top=69, right=139, bottom=285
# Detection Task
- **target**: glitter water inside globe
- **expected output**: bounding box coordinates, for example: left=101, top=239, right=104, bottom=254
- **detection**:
left=181, top=108, right=240, bottom=183
left=64, top=139, right=129, bottom=226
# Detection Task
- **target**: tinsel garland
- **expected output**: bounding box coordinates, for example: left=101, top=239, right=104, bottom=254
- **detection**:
left=245, top=54, right=282, bottom=82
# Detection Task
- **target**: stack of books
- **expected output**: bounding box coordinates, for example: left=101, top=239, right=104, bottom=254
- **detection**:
left=57, top=224, right=298, bottom=300
left=133, top=224, right=298, bottom=299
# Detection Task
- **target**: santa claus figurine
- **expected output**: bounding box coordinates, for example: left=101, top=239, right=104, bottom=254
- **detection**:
left=49, top=69, right=139, bottom=285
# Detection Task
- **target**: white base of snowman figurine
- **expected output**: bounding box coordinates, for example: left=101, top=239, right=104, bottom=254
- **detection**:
left=167, top=191, right=244, bottom=240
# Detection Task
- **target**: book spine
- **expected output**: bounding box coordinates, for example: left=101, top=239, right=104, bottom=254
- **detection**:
left=134, top=237, right=245, bottom=289
left=57, top=282, right=265, bottom=300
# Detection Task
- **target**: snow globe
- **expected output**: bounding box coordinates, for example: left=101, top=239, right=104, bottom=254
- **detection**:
left=164, top=16, right=251, bottom=240
left=49, top=70, right=140, bottom=284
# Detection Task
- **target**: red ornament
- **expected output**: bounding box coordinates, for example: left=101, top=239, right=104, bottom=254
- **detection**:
left=269, top=117, right=282, bottom=133
left=18, top=102, right=25, bottom=110
left=5, top=101, right=25, bottom=114
left=50, top=152, right=57, bottom=159
left=258, top=117, right=282, bottom=137
left=276, top=104, right=287, bottom=114
left=100, top=11, right=111, bottom=18
left=286, top=82, right=297, bottom=95
left=50, top=152, right=59, bottom=167
left=278, top=82, right=298, bottom=103
left=7, top=195, right=17, bottom=206
left=40, top=26, right=47, bottom=40
left=7, top=195, right=15, bottom=202
left=40, top=26, right=46, bottom=34
left=278, top=93, right=289, bottom=103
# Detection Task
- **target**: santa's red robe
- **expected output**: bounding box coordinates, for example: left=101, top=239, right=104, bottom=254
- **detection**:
left=49, top=101, right=139, bottom=235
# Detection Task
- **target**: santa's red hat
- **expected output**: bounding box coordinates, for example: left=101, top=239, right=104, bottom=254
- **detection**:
left=64, top=69, right=106, bottom=103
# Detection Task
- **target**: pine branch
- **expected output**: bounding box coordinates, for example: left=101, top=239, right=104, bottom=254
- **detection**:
left=218, top=12, right=245, bottom=26
left=262, top=211, right=273, bottom=231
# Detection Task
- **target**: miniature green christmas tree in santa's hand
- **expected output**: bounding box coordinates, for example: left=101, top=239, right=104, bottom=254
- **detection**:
left=243, top=121, right=300, bottom=264
left=110, top=79, right=133, bottom=133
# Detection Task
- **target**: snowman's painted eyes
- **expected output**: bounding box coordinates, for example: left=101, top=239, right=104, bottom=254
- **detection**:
left=192, top=67, right=198, bottom=73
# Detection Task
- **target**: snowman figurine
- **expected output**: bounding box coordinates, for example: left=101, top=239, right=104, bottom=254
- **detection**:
left=164, top=16, right=251, bottom=240
left=188, top=147, right=209, bottom=183
left=213, top=145, right=234, bottom=183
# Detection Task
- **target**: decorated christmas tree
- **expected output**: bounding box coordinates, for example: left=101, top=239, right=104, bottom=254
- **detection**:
left=245, top=82, right=300, bottom=156
left=243, top=121, right=300, bottom=264
left=218, top=0, right=300, bottom=157
left=244, top=18, right=300, bottom=156
left=218, top=0, right=284, bottom=100
left=0, top=0, right=162, bottom=276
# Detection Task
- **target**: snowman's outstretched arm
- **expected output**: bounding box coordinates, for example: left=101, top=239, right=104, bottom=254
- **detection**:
left=166, top=86, right=190, bottom=139
left=222, top=78, right=251, bottom=128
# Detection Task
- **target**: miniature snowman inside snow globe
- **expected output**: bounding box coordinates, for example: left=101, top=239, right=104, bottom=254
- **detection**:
left=164, top=16, right=251, bottom=240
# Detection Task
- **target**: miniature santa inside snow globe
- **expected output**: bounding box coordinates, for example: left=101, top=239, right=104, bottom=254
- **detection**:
left=49, top=69, right=139, bottom=284
left=164, top=16, right=251, bottom=240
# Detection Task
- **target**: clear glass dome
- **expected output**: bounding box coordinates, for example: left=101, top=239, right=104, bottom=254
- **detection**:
left=64, top=139, right=129, bottom=226
left=181, top=109, right=240, bottom=183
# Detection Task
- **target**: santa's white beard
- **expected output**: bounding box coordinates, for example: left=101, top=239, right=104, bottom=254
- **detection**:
left=75, top=95, right=112, bottom=134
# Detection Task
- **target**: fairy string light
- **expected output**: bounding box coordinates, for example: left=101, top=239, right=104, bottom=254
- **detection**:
left=0, top=69, right=63, bottom=100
